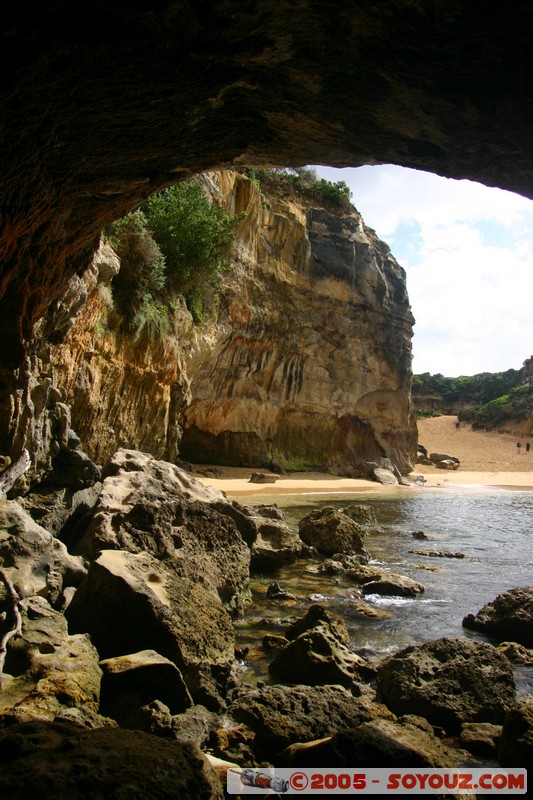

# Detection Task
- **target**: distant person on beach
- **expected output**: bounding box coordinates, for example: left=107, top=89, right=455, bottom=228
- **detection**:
left=455, top=418, right=460, bottom=430
left=526, top=442, right=531, bottom=454
left=517, top=441, right=522, bottom=454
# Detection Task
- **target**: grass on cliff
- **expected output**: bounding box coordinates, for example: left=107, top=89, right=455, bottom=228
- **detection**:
left=104, top=179, right=238, bottom=338
left=244, top=166, right=352, bottom=211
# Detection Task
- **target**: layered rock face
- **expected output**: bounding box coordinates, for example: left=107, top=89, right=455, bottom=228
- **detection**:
left=2, top=2, right=533, bottom=462
left=181, top=171, right=416, bottom=473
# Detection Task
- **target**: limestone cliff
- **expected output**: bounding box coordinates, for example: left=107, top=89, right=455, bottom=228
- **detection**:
left=47, top=171, right=415, bottom=477
left=180, top=171, right=416, bottom=474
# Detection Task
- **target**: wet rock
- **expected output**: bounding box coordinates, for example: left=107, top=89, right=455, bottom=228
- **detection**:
left=498, top=695, right=533, bottom=768
left=496, top=642, right=533, bottom=665
left=409, top=548, right=465, bottom=559
left=342, top=504, right=377, bottom=525
left=75, top=449, right=251, bottom=614
left=462, top=586, right=533, bottom=647
left=0, top=501, right=86, bottom=606
left=345, top=563, right=425, bottom=596
left=269, top=624, right=375, bottom=687
left=266, top=582, right=295, bottom=601
left=298, top=507, right=369, bottom=559
left=249, top=518, right=303, bottom=571
left=0, top=721, right=224, bottom=799
left=459, top=722, right=501, bottom=758
left=53, top=706, right=118, bottom=730
left=362, top=576, right=425, bottom=598
left=412, top=530, right=428, bottom=539
left=0, top=596, right=101, bottom=724
left=228, top=684, right=392, bottom=758
left=283, top=715, right=469, bottom=768
left=99, top=650, right=193, bottom=727
left=262, top=634, right=289, bottom=651
left=251, top=504, right=285, bottom=521
left=377, top=636, right=516, bottom=733
left=65, top=549, right=235, bottom=706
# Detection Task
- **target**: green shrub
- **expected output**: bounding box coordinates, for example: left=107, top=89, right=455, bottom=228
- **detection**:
left=132, top=294, right=169, bottom=342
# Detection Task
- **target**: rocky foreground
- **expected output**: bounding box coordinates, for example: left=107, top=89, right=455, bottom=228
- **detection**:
left=1, top=449, right=532, bottom=797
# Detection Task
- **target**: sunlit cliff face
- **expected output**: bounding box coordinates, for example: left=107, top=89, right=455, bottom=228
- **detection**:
left=1, top=1, right=533, bottom=455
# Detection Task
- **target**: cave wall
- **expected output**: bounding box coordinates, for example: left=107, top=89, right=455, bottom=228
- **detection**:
left=2, top=1, right=533, bottom=459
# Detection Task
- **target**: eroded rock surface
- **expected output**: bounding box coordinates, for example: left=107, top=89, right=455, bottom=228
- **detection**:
left=0, top=721, right=223, bottom=799
left=298, top=506, right=369, bottom=559
left=462, top=586, right=533, bottom=647
left=376, top=636, right=516, bottom=732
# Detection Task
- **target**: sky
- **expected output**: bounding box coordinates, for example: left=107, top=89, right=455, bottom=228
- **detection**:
left=314, top=164, right=533, bottom=377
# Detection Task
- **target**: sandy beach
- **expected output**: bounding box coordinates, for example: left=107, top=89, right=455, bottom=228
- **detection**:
left=193, top=415, right=533, bottom=498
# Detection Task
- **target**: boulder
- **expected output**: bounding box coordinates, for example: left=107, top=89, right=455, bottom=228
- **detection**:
left=248, top=472, right=278, bottom=484
left=462, top=587, right=533, bottom=647
left=248, top=518, right=303, bottom=571
left=0, top=596, right=101, bottom=724
left=65, top=550, right=235, bottom=706
left=376, top=636, right=516, bottom=733
left=282, top=715, right=468, bottom=768
left=75, top=450, right=251, bottom=614
left=342, top=504, right=377, bottom=525
left=284, top=604, right=349, bottom=644
left=435, top=459, right=460, bottom=470
left=0, top=721, right=223, bottom=799
left=459, top=722, right=501, bottom=758
left=0, top=501, right=86, bottom=607
left=269, top=624, right=375, bottom=687
left=298, top=507, right=369, bottom=559
left=429, top=452, right=460, bottom=464
left=498, top=695, right=533, bottom=768
left=99, top=650, right=193, bottom=727
left=228, top=684, right=392, bottom=758
left=372, top=467, right=399, bottom=485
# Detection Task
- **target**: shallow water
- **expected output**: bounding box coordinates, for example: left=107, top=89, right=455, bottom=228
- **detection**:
left=235, top=486, right=533, bottom=689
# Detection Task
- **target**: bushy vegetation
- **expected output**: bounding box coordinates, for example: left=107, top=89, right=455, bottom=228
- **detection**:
left=412, top=368, right=532, bottom=428
left=244, top=167, right=352, bottom=209
left=105, top=179, right=238, bottom=337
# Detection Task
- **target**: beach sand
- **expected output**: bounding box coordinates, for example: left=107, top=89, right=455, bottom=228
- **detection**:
left=193, top=415, right=533, bottom=498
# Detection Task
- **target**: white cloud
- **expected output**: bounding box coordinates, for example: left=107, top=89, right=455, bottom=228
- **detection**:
left=314, top=165, right=533, bottom=376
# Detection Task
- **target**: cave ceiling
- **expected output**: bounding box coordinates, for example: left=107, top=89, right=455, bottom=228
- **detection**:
left=1, top=1, right=533, bottom=369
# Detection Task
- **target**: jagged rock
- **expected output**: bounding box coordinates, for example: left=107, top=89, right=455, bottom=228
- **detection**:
left=342, top=503, right=377, bottom=524
left=0, top=596, right=101, bottom=724
left=228, top=684, right=393, bottom=758
left=251, top=504, right=285, bottom=521
left=376, top=636, right=516, bottom=733
left=99, top=650, right=193, bottom=728
left=269, top=624, right=375, bottom=687
left=496, top=642, right=533, bottom=665
left=282, top=715, right=469, bottom=768
left=498, top=695, right=533, bottom=768
left=345, top=563, right=425, bottom=597
left=462, top=586, right=533, bottom=646
left=54, top=706, right=118, bottom=730
left=298, top=507, right=369, bottom=559
left=285, top=604, right=349, bottom=644
left=248, top=518, right=303, bottom=571
left=459, top=722, right=501, bottom=758
left=262, top=634, right=289, bottom=651
left=17, top=484, right=101, bottom=543
left=0, top=721, right=224, bottom=799
left=0, top=501, right=86, bottom=606
left=65, top=549, right=235, bottom=707
left=266, top=582, right=295, bottom=601
left=49, top=446, right=101, bottom=489
left=75, top=449, right=250, bottom=613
